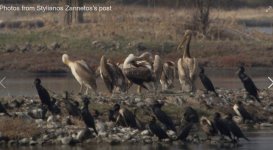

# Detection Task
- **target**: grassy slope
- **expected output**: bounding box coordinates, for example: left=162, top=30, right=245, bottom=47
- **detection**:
left=0, top=6, right=272, bottom=72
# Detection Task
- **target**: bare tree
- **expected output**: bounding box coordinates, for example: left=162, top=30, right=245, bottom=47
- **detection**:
left=62, top=0, right=84, bottom=25
left=192, top=0, right=211, bottom=36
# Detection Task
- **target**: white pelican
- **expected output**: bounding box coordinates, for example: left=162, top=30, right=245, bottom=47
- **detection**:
left=177, top=30, right=198, bottom=92
left=123, top=53, right=155, bottom=93
left=62, top=54, right=97, bottom=95
left=99, top=55, right=126, bottom=93
left=160, top=61, right=176, bottom=91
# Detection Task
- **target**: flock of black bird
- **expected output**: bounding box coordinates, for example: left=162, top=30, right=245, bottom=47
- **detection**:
left=0, top=64, right=261, bottom=144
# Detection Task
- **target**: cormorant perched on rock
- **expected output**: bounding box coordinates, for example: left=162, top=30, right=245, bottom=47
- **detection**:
left=34, top=78, right=55, bottom=113
left=200, top=116, right=218, bottom=140
left=177, top=122, right=193, bottom=141
left=148, top=116, right=169, bottom=140
left=213, top=112, right=233, bottom=141
left=81, top=97, right=98, bottom=135
left=63, top=91, right=81, bottom=117
left=183, top=106, right=199, bottom=123
left=113, top=104, right=138, bottom=129
left=0, top=102, right=11, bottom=117
left=225, top=114, right=249, bottom=142
left=233, top=101, right=254, bottom=123
left=199, top=66, right=218, bottom=96
left=151, top=101, right=176, bottom=132
left=237, top=65, right=260, bottom=103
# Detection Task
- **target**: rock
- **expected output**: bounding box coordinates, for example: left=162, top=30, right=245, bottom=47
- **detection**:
left=109, top=138, right=121, bottom=145
left=19, top=138, right=29, bottom=145
left=143, top=138, right=152, bottom=144
left=47, top=115, right=56, bottom=122
left=29, top=140, right=38, bottom=146
left=76, top=128, right=93, bottom=141
left=260, top=123, right=273, bottom=127
left=141, top=130, right=149, bottom=136
left=60, top=136, right=72, bottom=145
left=8, top=140, right=18, bottom=146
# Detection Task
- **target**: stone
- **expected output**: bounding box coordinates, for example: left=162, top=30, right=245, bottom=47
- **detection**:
left=141, top=130, right=149, bottom=136
left=60, top=136, right=72, bottom=145
left=76, top=128, right=92, bottom=141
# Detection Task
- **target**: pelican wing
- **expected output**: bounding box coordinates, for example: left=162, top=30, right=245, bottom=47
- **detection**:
left=74, top=61, right=97, bottom=89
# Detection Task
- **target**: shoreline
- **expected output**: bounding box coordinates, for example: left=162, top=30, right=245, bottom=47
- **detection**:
left=0, top=88, right=273, bottom=146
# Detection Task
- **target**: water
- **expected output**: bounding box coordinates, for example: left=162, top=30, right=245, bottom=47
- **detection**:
left=3, top=130, right=273, bottom=150
left=0, top=68, right=272, bottom=96
left=246, top=26, right=273, bottom=35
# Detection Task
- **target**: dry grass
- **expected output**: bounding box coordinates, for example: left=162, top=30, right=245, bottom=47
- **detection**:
left=0, top=117, right=42, bottom=139
left=0, top=5, right=272, bottom=72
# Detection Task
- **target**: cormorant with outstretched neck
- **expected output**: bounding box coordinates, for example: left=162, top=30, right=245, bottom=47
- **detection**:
left=213, top=112, right=233, bottom=140
left=113, top=104, right=138, bottom=129
left=81, top=97, right=98, bottom=135
left=148, top=116, right=169, bottom=140
left=151, top=101, right=176, bottom=132
left=34, top=78, right=54, bottom=112
left=233, top=101, right=254, bottom=123
left=199, top=66, right=218, bottom=96
left=225, top=114, right=250, bottom=142
left=237, top=65, right=260, bottom=102
left=0, top=102, right=11, bottom=117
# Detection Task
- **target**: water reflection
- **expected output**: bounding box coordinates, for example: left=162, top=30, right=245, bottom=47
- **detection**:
left=3, top=130, right=273, bottom=150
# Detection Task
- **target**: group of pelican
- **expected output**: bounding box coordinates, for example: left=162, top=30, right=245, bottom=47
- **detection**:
left=62, top=30, right=198, bottom=95
left=62, top=29, right=261, bottom=103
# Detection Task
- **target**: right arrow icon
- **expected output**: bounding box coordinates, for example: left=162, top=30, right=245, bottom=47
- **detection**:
left=268, top=77, right=273, bottom=89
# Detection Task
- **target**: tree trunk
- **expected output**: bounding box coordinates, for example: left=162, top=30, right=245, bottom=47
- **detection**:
left=73, top=0, right=84, bottom=23
left=63, top=0, right=73, bottom=25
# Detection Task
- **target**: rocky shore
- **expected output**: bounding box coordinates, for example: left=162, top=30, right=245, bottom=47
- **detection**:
left=0, top=88, right=273, bottom=147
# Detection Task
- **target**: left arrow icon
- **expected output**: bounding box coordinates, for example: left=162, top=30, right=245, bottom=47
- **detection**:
left=0, top=77, right=6, bottom=88
left=268, top=77, right=273, bottom=89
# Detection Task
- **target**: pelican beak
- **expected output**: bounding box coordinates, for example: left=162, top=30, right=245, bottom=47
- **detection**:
left=177, top=35, right=188, bottom=50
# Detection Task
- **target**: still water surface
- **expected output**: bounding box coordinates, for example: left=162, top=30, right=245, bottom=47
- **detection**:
left=2, top=130, right=273, bottom=150
left=0, top=68, right=272, bottom=96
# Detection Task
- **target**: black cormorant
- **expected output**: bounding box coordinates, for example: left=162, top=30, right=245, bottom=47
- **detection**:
left=148, top=116, right=169, bottom=140
left=0, top=102, right=11, bottom=117
left=177, top=122, right=193, bottom=141
left=81, top=97, right=98, bottom=135
left=233, top=101, right=254, bottom=123
left=183, top=106, right=199, bottom=123
left=237, top=66, right=260, bottom=102
left=151, top=101, right=176, bottom=132
left=225, top=114, right=249, bottom=142
left=63, top=91, right=81, bottom=117
left=213, top=112, right=233, bottom=140
left=113, top=104, right=138, bottom=129
left=199, top=67, right=218, bottom=96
